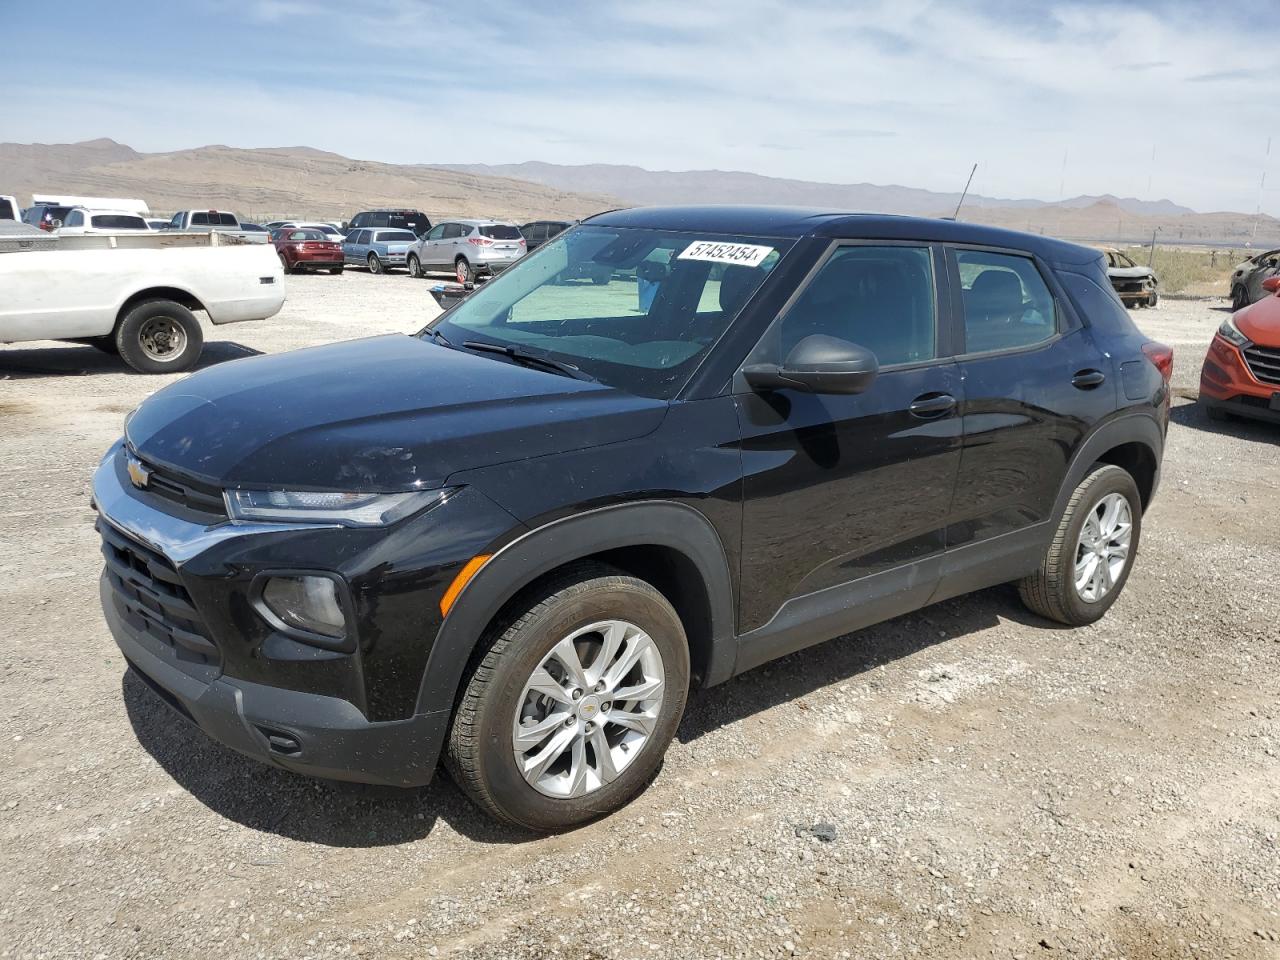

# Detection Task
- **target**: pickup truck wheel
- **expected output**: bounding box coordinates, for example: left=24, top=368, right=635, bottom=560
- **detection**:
left=367, top=253, right=383, bottom=274
left=408, top=255, right=423, bottom=278
left=115, top=300, right=203, bottom=374
left=455, top=257, right=474, bottom=283
left=447, top=566, right=689, bottom=832
left=1018, top=464, right=1141, bottom=626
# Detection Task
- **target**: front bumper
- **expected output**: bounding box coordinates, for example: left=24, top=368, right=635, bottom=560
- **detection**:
left=1199, top=334, right=1280, bottom=425
left=92, top=441, right=515, bottom=785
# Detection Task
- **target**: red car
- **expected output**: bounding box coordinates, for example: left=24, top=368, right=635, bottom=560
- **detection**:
left=271, top=227, right=343, bottom=275
left=1200, top=276, right=1280, bottom=424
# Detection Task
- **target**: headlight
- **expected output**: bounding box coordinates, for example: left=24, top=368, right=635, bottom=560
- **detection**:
left=1217, top=315, right=1252, bottom=349
left=225, top=488, right=452, bottom=526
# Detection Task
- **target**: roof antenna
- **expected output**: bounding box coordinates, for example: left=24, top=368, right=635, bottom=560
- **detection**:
left=952, top=163, right=978, bottom=220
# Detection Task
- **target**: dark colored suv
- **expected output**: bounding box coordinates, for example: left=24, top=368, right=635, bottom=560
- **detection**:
left=94, top=206, right=1171, bottom=832
left=346, top=209, right=432, bottom=237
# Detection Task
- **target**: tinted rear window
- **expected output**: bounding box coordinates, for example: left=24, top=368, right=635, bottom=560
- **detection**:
left=376, top=230, right=417, bottom=242
left=0, top=198, right=16, bottom=219
left=387, top=212, right=429, bottom=234
left=91, top=215, right=147, bottom=229
left=480, top=224, right=521, bottom=240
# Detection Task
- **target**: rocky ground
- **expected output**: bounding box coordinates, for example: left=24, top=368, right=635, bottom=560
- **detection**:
left=1, top=280, right=1277, bottom=959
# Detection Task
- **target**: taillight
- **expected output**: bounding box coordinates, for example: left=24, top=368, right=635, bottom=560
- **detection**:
left=1141, top=341, right=1173, bottom=382
left=518, top=237, right=527, bottom=246
left=467, top=236, right=494, bottom=246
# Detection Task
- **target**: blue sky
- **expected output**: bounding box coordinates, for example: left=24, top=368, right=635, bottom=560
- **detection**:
left=2, top=0, right=1275, bottom=213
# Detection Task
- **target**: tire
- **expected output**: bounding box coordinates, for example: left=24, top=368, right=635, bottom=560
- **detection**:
left=114, top=299, right=204, bottom=374
left=278, top=253, right=293, bottom=275
left=447, top=566, right=690, bottom=832
left=408, top=255, right=423, bottom=278
left=330, top=267, right=343, bottom=275
left=1018, top=464, right=1141, bottom=626
left=1232, top=285, right=1249, bottom=311
left=455, top=257, right=474, bottom=283
left=368, top=253, right=383, bottom=274
left=1147, top=292, right=1158, bottom=308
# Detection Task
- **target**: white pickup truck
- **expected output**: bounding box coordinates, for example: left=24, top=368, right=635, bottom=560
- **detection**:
left=0, top=223, right=285, bottom=373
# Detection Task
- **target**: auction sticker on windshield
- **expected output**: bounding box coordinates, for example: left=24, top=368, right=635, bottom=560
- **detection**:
left=677, top=240, right=775, bottom=268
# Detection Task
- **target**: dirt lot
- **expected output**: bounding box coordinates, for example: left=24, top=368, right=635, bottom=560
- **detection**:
left=1, top=279, right=1278, bottom=960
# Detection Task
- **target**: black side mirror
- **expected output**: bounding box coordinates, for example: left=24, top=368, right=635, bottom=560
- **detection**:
left=743, top=334, right=879, bottom=395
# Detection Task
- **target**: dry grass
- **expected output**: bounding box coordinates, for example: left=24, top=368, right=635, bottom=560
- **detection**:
left=1120, top=245, right=1243, bottom=297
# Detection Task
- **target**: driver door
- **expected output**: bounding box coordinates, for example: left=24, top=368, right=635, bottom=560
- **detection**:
left=733, top=242, right=963, bottom=660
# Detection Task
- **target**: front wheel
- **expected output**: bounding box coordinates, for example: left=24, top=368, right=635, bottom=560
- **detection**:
left=1232, top=285, right=1249, bottom=311
left=330, top=267, right=343, bottom=275
left=408, top=255, right=423, bottom=278
left=455, top=257, right=474, bottom=283
left=447, top=567, right=689, bottom=832
left=1018, top=464, right=1141, bottom=626
left=114, top=300, right=204, bottom=374
left=368, top=253, right=383, bottom=274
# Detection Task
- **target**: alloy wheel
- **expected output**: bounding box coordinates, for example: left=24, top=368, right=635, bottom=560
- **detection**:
left=511, top=619, right=665, bottom=799
left=1074, top=492, right=1132, bottom=603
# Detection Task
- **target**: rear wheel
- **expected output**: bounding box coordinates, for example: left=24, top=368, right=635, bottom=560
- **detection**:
left=368, top=253, right=383, bottom=274
left=1018, top=464, right=1141, bottom=626
left=447, top=567, right=689, bottom=832
left=330, top=267, right=343, bottom=275
left=278, top=253, right=293, bottom=274
left=455, top=257, right=474, bottom=283
left=408, top=255, right=423, bottom=278
left=114, top=299, right=204, bottom=374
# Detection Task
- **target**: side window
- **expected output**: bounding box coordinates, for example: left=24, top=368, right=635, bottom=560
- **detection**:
left=426, top=223, right=447, bottom=241
left=65, top=210, right=84, bottom=227
left=170, top=213, right=183, bottom=228
left=771, top=245, right=936, bottom=366
left=191, top=212, right=210, bottom=226
left=356, top=230, right=371, bottom=244
left=444, top=223, right=464, bottom=239
left=954, top=249, right=1057, bottom=354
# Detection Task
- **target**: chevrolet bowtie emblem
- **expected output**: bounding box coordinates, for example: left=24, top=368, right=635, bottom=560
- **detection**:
left=126, top=454, right=152, bottom=489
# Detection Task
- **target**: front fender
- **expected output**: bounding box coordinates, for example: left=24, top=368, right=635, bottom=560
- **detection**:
left=413, top=500, right=738, bottom=724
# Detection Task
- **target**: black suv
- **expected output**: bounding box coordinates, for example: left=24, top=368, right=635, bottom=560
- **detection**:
left=94, top=206, right=1170, bottom=831
left=345, top=209, right=432, bottom=237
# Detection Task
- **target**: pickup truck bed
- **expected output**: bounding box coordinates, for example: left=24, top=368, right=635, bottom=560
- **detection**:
left=1, top=225, right=285, bottom=372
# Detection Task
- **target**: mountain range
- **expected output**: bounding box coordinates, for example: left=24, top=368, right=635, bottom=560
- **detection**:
left=2, top=139, right=1276, bottom=245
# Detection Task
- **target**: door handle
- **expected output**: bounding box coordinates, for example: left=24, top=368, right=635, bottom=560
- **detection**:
left=1072, top=369, right=1107, bottom=389
left=909, top=393, right=957, bottom=418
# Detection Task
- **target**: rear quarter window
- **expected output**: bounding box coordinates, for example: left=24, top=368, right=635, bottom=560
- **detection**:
left=1056, top=265, right=1140, bottom=338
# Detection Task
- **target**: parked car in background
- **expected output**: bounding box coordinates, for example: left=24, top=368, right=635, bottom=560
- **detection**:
left=409, top=219, right=525, bottom=282
left=272, top=227, right=344, bottom=274
left=1229, top=248, right=1280, bottom=310
left=93, top=206, right=1171, bottom=831
left=1098, top=248, right=1157, bottom=308
left=23, top=203, right=76, bottom=231
left=0, top=195, right=19, bottom=221
left=166, top=210, right=269, bottom=243
left=146, top=218, right=171, bottom=231
left=1201, top=275, right=1280, bottom=424
left=520, top=219, right=574, bottom=252
left=240, top=221, right=270, bottom=239
left=342, top=227, right=417, bottom=273
left=57, top=208, right=151, bottom=235
left=346, top=209, right=431, bottom=238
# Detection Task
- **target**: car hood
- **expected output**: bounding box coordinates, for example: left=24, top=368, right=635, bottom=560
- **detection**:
left=125, top=335, right=667, bottom=490
left=1237, top=296, right=1280, bottom=347
left=1107, top=265, right=1154, bottom=279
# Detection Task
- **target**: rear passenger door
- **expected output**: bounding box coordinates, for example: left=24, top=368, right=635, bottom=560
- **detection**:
left=945, top=247, right=1116, bottom=552
left=735, top=242, right=963, bottom=643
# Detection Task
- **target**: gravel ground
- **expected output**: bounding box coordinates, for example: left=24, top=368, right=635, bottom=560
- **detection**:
left=1, top=281, right=1278, bottom=960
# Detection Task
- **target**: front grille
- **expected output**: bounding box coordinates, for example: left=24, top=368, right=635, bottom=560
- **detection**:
left=129, top=451, right=227, bottom=519
left=99, top=520, right=220, bottom=668
left=1243, top=344, right=1280, bottom=386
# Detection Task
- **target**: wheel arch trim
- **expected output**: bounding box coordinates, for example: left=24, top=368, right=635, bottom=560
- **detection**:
left=1053, top=412, right=1162, bottom=522
left=413, top=500, right=737, bottom=718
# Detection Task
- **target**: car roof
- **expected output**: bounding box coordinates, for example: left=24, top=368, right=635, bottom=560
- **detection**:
left=586, top=205, right=1100, bottom=265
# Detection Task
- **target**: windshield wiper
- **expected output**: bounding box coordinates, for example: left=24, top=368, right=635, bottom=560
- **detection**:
left=424, top=327, right=452, bottom=346
left=461, top=340, right=597, bottom=382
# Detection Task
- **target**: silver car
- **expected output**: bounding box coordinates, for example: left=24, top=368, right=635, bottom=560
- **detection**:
left=342, top=228, right=418, bottom=273
left=408, top=219, right=525, bottom=282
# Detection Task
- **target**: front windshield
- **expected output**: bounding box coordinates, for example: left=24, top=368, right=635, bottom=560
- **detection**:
left=425, top=225, right=792, bottom=398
